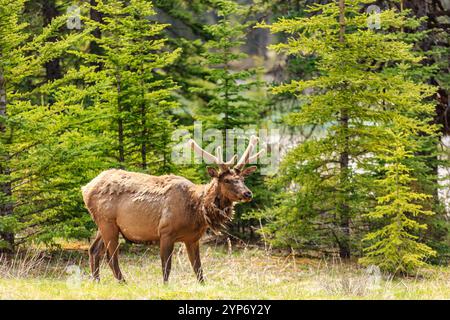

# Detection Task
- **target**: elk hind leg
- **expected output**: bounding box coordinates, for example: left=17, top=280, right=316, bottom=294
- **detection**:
left=89, top=231, right=105, bottom=281
left=99, top=223, right=125, bottom=283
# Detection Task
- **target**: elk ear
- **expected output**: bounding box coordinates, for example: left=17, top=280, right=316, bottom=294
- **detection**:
left=207, top=167, right=219, bottom=178
left=240, top=166, right=257, bottom=177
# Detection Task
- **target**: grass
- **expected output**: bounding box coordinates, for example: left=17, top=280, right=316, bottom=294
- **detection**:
left=1, top=242, right=450, bottom=299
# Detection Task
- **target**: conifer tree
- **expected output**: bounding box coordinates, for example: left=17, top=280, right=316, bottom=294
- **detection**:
left=152, top=0, right=215, bottom=120
left=0, top=0, right=92, bottom=248
left=0, top=0, right=28, bottom=249
left=360, top=119, right=437, bottom=274
left=195, top=0, right=264, bottom=134
left=87, top=0, right=181, bottom=173
left=193, top=0, right=268, bottom=237
left=258, top=0, right=438, bottom=268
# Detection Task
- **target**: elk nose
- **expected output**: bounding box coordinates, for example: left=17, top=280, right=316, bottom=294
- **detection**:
left=243, top=191, right=252, bottom=200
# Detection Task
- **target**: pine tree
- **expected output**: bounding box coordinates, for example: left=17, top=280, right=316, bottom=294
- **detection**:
left=0, top=0, right=92, bottom=248
left=258, top=0, right=438, bottom=267
left=192, top=0, right=269, bottom=238
left=0, top=0, right=28, bottom=249
left=360, top=121, right=436, bottom=274
left=87, top=0, right=181, bottom=173
left=195, top=0, right=264, bottom=134
left=152, top=0, right=215, bottom=121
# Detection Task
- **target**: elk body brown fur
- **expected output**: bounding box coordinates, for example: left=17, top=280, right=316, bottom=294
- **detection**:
left=82, top=136, right=263, bottom=283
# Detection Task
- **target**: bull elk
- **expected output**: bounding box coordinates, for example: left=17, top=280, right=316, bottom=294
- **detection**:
left=81, top=136, right=264, bottom=283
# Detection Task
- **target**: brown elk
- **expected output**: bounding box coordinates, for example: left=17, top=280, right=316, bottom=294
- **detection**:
left=81, top=135, right=264, bottom=283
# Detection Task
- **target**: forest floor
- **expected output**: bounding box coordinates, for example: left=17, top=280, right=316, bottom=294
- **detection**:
left=1, top=242, right=450, bottom=299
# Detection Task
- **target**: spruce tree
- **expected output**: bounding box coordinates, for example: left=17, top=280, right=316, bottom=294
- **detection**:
left=195, top=0, right=264, bottom=134
left=258, top=0, right=438, bottom=269
left=360, top=119, right=437, bottom=274
left=0, top=0, right=93, bottom=248
left=193, top=0, right=268, bottom=238
left=0, top=0, right=28, bottom=249
left=87, top=0, right=181, bottom=173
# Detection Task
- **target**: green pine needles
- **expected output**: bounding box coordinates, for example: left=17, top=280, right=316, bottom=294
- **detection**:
left=195, top=0, right=264, bottom=132
left=87, top=0, right=181, bottom=172
left=0, top=0, right=445, bottom=274
left=360, top=125, right=436, bottom=274
left=259, top=0, right=438, bottom=273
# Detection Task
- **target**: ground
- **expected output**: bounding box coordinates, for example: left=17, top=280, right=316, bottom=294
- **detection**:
left=0, top=242, right=449, bottom=299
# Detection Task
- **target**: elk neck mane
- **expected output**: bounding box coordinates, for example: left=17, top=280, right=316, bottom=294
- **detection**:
left=196, top=179, right=234, bottom=232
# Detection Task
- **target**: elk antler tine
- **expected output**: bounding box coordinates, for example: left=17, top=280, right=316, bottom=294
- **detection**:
left=235, top=135, right=259, bottom=170
left=225, top=155, right=237, bottom=166
left=215, top=146, right=230, bottom=171
left=248, top=149, right=265, bottom=164
left=215, top=146, right=223, bottom=163
left=188, top=139, right=220, bottom=165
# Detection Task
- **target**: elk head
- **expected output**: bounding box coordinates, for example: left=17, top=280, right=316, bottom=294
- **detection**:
left=188, top=136, right=265, bottom=203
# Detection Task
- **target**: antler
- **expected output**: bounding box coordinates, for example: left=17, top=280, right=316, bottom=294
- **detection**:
left=188, top=135, right=264, bottom=171
left=234, top=135, right=265, bottom=170
left=188, top=139, right=236, bottom=171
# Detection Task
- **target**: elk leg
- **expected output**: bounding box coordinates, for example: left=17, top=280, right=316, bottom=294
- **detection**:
left=185, top=241, right=204, bottom=283
left=89, top=231, right=105, bottom=281
left=99, top=223, right=125, bottom=283
left=160, top=236, right=175, bottom=284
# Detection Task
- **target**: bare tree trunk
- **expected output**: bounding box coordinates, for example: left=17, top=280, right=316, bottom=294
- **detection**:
left=0, top=71, right=14, bottom=251
left=338, top=0, right=350, bottom=259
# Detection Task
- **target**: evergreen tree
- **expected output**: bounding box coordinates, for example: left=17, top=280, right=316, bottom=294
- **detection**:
left=0, top=0, right=28, bottom=249
left=360, top=120, right=436, bottom=274
left=87, top=0, right=181, bottom=173
left=193, top=0, right=269, bottom=238
left=152, top=0, right=215, bottom=123
left=194, top=0, right=264, bottom=134
left=0, top=0, right=92, bottom=248
left=258, top=0, right=438, bottom=269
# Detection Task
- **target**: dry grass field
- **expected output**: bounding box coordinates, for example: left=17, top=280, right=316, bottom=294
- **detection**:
left=1, top=242, right=450, bottom=300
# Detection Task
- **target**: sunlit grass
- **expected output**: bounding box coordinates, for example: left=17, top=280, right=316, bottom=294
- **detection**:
left=1, top=243, right=450, bottom=299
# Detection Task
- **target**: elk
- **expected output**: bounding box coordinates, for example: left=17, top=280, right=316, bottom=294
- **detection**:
left=81, top=135, right=264, bottom=283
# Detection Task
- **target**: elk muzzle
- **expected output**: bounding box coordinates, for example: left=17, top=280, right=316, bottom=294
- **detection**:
left=242, top=191, right=253, bottom=202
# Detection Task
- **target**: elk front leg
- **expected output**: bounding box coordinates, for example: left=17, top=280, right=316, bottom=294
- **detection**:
left=160, top=236, right=175, bottom=284
left=185, top=241, right=204, bottom=283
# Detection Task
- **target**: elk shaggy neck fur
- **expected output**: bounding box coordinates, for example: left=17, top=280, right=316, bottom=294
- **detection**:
left=199, top=179, right=234, bottom=232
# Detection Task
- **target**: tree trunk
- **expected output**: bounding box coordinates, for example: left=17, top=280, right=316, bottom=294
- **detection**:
left=338, top=0, right=351, bottom=259
left=89, top=0, right=104, bottom=70
left=42, top=0, right=61, bottom=82
left=338, top=112, right=350, bottom=259
left=141, top=103, right=147, bottom=170
left=0, top=72, right=14, bottom=251
left=116, top=77, right=125, bottom=167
